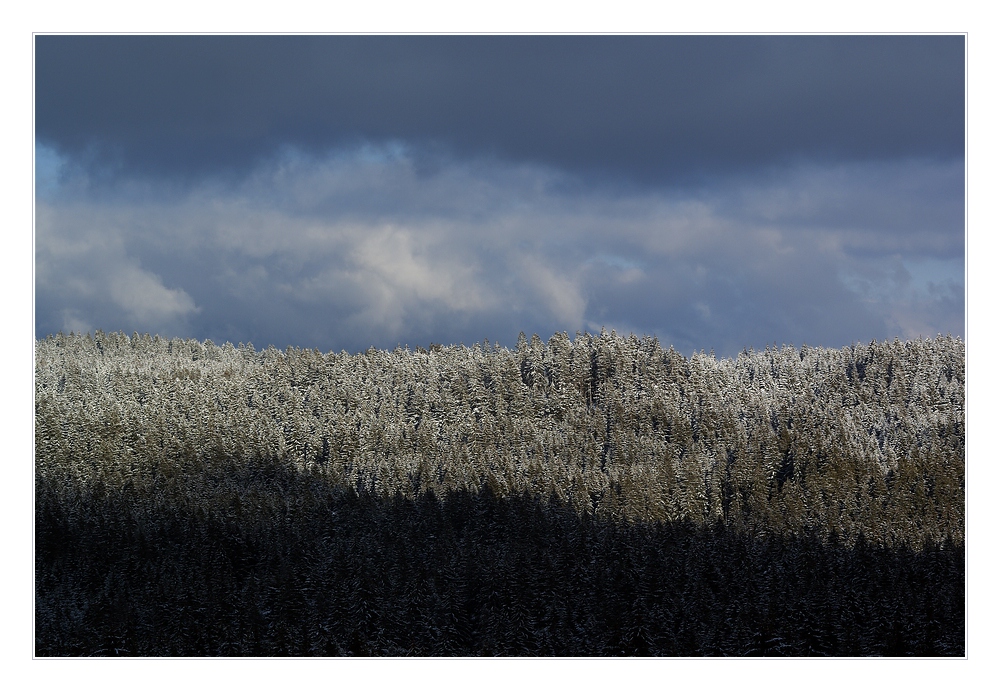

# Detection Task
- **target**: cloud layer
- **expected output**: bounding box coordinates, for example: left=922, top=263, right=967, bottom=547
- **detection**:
left=35, top=144, right=963, bottom=355
left=35, top=36, right=964, bottom=186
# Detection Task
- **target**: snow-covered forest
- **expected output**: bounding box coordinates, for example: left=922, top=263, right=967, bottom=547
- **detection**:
left=36, top=330, right=964, bottom=548
left=35, top=330, right=965, bottom=655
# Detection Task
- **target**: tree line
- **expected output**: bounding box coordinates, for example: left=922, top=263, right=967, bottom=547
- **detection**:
left=35, top=330, right=965, bottom=655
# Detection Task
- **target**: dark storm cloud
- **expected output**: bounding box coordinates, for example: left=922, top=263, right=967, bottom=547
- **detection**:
left=35, top=35, right=964, bottom=185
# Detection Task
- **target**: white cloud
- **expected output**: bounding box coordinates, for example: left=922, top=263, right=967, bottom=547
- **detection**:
left=350, top=225, right=489, bottom=313
left=59, top=309, right=91, bottom=335
left=516, top=255, right=587, bottom=328
left=108, top=264, right=199, bottom=325
left=35, top=201, right=200, bottom=337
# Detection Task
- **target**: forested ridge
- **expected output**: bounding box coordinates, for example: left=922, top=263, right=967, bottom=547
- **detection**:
left=35, top=330, right=965, bottom=655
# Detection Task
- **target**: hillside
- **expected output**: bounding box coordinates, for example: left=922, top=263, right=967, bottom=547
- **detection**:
left=34, top=330, right=965, bottom=655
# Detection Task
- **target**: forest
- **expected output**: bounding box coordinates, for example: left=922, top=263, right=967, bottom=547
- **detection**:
left=35, top=330, right=965, bottom=656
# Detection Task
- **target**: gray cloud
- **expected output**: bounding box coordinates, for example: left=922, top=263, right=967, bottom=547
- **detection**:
left=35, top=145, right=963, bottom=355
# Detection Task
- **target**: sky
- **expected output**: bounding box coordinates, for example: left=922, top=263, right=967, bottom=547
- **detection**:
left=34, top=35, right=966, bottom=357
